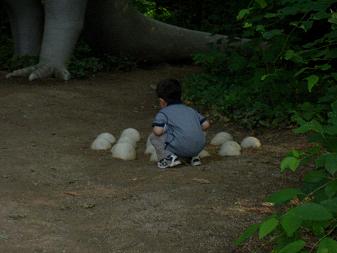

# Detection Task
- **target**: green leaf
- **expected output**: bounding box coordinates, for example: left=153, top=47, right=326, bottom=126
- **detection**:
left=284, top=50, right=304, bottom=63
left=318, top=238, right=337, bottom=253
left=293, top=203, right=333, bottom=221
left=321, top=198, right=337, bottom=214
left=237, top=9, right=251, bottom=20
left=256, top=25, right=265, bottom=33
left=305, top=75, right=319, bottom=92
left=258, top=217, right=279, bottom=239
left=279, top=240, right=305, bottom=253
left=235, top=223, right=259, bottom=245
left=318, top=64, right=331, bottom=71
left=281, top=209, right=302, bottom=237
left=264, top=12, right=278, bottom=18
left=294, top=120, right=323, bottom=134
left=328, top=12, right=337, bottom=25
left=281, top=157, right=300, bottom=172
left=294, top=67, right=310, bottom=77
left=324, top=153, right=337, bottom=175
left=261, top=74, right=271, bottom=81
left=243, top=22, right=252, bottom=28
left=255, top=0, right=267, bottom=8
left=266, top=188, right=302, bottom=205
left=303, top=170, right=326, bottom=183
left=262, top=29, right=283, bottom=40
left=312, top=221, right=326, bottom=237
left=325, top=180, right=337, bottom=198
left=316, top=156, right=328, bottom=168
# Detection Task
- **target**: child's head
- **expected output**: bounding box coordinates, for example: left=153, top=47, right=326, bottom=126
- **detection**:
left=156, top=79, right=182, bottom=107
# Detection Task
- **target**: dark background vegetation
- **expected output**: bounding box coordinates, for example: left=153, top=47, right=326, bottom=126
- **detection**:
left=0, top=1, right=337, bottom=251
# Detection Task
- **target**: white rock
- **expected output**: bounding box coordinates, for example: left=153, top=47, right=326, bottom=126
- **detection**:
left=241, top=136, right=261, bottom=149
left=145, top=144, right=155, bottom=155
left=120, top=128, right=141, bottom=142
left=111, top=143, right=136, bottom=160
left=210, top=132, right=233, bottom=145
left=150, top=151, right=158, bottom=162
left=146, top=134, right=152, bottom=147
left=117, top=135, right=137, bottom=148
left=96, top=132, right=116, bottom=144
left=91, top=138, right=111, bottom=150
left=199, top=149, right=211, bottom=158
left=218, top=141, right=241, bottom=156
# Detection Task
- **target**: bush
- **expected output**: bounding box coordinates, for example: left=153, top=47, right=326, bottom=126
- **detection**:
left=236, top=99, right=337, bottom=252
left=183, top=0, right=337, bottom=128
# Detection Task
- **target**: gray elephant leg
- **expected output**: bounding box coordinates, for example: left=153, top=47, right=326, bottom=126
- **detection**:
left=7, top=0, right=88, bottom=81
left=3, top=0, right=43, bottom=56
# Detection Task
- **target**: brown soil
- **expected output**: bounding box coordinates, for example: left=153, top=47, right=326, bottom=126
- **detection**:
left=0, top=66, right=307, bottom=253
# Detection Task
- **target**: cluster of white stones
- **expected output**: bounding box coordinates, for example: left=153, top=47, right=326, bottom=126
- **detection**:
left=91, top=129, right=261, bottom=162
left=111, top=128, right=141, bottom=160
left=90, top=132, right=116, bottom=150
left=210, top=132, right=261, bottom=157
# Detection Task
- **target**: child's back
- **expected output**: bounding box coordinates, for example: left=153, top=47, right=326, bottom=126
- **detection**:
left=154, top=103, right=206, bottom=157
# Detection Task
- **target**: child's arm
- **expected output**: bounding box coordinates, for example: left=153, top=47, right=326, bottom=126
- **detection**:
left=152, top=111, right=167, bottom=136
left=153, top=126, right=165, bottom=136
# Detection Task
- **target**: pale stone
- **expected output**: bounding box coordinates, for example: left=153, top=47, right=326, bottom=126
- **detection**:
left=120, top=128, right=141, bottom=142
left=145, top=144, right=155, bottom=155
left=210, top=132, right=233, bottom=145
left=199, top=149, right=211, bottom=158
left=111, top=143, right=136, bottom=160
left=150, top=151, right=158, bottom=162
left=241, top=136, right=261, bottom=149
left=91, top=138, right=111, bottom=150
left=218, top=141, right=241, bottom=156
left=96, top=132, right=116, bottom=144
left=117, top=135, right=137, bottom=148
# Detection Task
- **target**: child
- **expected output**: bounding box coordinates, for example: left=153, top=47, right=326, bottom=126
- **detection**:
left=150, top=79, right=210, bottom=169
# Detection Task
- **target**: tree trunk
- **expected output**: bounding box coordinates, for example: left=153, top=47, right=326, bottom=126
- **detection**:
left=84, top=0, right=229, bottom=62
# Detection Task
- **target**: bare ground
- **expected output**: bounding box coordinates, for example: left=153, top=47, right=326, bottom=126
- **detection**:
left=0, top=66, right=307, bottom=253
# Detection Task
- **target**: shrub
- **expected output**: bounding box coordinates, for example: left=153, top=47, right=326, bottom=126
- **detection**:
left=183, top=0, right=337, bottom=128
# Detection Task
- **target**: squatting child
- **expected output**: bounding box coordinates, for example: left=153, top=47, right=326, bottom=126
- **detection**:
left=150, top=79, right=210, bottom=169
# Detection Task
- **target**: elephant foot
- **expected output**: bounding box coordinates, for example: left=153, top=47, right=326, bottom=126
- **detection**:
left=6, top=63, right=71, bottom=81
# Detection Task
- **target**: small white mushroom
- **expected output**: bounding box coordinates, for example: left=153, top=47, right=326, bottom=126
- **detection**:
left=241, top=136, right=261, bottom=149
left=96, top=132, right=116, bottom=144
left=91, top=138, right=112, bottom=150
left=111, top=142, right=136, bottom=160
left=210, top=132, right=233, bottom=145
left=120, top=128, right=141, bottom=142
left=199, top=149, right=211, bottom=158
left=218, top=141, right=241, bottom=156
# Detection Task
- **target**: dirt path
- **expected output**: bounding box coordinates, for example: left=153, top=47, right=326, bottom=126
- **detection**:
left=0, top=66, right=305, bottom=253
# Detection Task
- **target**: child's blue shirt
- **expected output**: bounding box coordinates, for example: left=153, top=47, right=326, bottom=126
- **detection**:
left=152, top=102, right=207, bottom=157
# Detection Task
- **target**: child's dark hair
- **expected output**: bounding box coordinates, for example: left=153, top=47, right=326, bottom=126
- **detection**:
left=156, top=79, right=182, bottom=103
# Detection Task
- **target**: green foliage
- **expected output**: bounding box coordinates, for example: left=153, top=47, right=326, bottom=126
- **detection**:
left=184, top=0, right=337, bottom=128
left=134, top=0, right=249, bottom=34
left=132, top=0, right=172, bottom=22
left=69, top=43, right=137, bottom=78
left=237, top=100, right=337, bottom=252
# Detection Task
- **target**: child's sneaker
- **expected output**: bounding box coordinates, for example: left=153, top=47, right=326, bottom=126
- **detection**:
left=190, top=156, right=201, bottom=166
left=157, top=154, right=182, bottom=169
